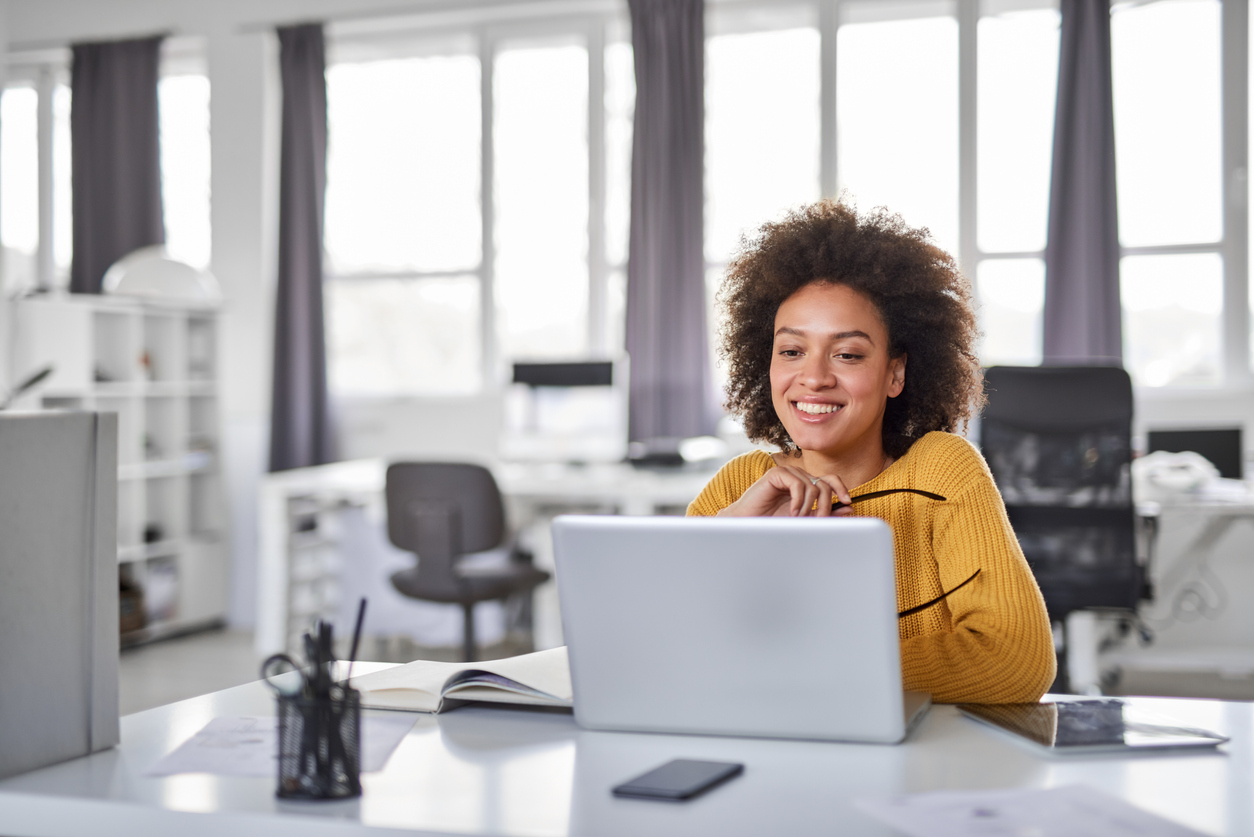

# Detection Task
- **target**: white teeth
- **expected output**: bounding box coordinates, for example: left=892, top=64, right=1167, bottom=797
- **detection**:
left=796, top=402, right=840, bottom=415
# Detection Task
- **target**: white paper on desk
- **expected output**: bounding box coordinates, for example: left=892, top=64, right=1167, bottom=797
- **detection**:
left=854, top=784, right=1207, bottom=837
left=145, top=715, right=416, bottom=777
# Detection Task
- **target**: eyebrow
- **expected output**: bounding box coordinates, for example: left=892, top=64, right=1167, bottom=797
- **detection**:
left=774, top=326, right=874, bottom=343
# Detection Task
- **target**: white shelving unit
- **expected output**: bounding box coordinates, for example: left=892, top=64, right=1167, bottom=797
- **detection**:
left=9, top=293, right=228, bottom=644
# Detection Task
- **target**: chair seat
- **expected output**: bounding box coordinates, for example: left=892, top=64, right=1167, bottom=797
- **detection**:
left=390, top=563, right=550, bottom=606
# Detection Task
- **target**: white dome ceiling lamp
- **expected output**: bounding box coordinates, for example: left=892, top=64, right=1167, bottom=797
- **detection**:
left=101, top=245, right=221, bottom=302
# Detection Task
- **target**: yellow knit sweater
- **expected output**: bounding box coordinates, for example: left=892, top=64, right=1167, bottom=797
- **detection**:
left=687, top=431, right=1056, bottom=704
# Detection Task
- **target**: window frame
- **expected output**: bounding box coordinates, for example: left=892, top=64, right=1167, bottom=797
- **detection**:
left=701, top=0, right=1250, bottom=395
left=2, top=36, right=213, bottom=291
left=324, top=9, right=631, bottom=399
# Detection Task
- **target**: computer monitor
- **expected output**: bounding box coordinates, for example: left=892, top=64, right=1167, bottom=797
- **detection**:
left=501, top=359, right=628, bottom=463
left=1146, top=428, right=1243, bottom=480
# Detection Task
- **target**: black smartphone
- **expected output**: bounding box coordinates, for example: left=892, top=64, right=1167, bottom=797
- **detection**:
left=611, top=759, right=744, bottom=801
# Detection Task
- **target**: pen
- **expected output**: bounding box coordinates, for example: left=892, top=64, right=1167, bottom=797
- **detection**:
left=345, top=598, right=367, bottom=684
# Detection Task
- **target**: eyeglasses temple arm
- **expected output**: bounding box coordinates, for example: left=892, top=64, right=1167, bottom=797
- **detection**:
left=897, top=568, right=981, bottom=619
left=832, top=488, right=947, bottom=509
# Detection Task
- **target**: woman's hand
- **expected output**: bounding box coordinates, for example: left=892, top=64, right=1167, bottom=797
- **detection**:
left=716, top=454, right=855, bottom=517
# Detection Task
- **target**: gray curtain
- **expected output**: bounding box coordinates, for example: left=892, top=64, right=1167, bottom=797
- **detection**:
left=69, top=36, right=164, bottom=295
left=1042, top=0, right=1121, bottom=364
left=625, top=0, right=713, bottom=442
left=269, top=23, right=335, bottom=471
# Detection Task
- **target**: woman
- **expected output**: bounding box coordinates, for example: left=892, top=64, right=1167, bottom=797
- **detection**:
left=688, top=201, right=1055, bottom=704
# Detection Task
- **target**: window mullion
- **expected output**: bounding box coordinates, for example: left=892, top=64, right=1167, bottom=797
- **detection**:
left=588, top=20, right=607, bottom=355
left=480, top=31, right=497, bottom=390
left=820, top=0, right=838, bottom=198
left=957, top=0, right=978, bottom=282
left=1222, top=0, right=1250, bottom=385
left=36, top=67, right=54, bottom=291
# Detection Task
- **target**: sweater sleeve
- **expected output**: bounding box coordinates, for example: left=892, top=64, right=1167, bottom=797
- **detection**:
left=899, top=454, right=1057, bottom=704
left=686, top=451, right=774, bottom=516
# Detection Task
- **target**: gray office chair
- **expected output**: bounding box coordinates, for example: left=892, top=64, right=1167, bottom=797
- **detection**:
left=385, top=462, right=550, bottom=662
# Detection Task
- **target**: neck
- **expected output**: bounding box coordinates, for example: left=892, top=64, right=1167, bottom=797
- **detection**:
left=797, top=440, right=892, bottom=490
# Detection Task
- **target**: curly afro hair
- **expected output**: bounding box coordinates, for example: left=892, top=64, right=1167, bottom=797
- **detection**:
left=718, top=200, right=984, bottom=459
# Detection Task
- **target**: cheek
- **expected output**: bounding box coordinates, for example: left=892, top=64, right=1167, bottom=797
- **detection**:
left=768, top=361, right=786, bottom=395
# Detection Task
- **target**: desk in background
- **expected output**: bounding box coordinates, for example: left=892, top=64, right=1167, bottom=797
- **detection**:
left=1092, top=494, right=1254, bottom=691
left=257, top=459, right=720, bottom=657
left=0, top=667, right=1249, bottom=836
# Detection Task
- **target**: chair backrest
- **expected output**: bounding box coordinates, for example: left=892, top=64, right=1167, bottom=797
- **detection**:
left=385, top=462, right=505, bottom=556
left=981, top=366, right=1141, bottom=618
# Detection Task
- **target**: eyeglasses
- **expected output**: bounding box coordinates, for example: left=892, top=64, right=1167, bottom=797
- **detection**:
left=825, top=487, right=978, bottom=618
left=831, top=487, right=947, bottom=510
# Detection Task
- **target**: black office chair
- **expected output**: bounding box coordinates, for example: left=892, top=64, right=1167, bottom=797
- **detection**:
left=385, top=462, right=550, bottom=662
left=981, top=366, right=1151, bottom=689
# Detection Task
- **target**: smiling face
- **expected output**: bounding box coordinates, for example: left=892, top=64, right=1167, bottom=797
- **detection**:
left=769, top=282, right=906, bottom=472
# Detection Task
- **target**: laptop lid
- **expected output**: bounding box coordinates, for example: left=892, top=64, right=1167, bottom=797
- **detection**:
left=553, top=515, right=919, bottom=743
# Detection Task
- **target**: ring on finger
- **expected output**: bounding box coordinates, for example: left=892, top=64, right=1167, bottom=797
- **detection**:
left=810, top=476, right=822, bottom=486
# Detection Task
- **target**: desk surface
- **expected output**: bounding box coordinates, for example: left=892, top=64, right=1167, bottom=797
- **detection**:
left=0, top=665, right=1250, bottom=837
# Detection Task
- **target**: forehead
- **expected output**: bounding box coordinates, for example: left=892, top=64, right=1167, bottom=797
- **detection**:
left=773, top=282, right=886, bottom=336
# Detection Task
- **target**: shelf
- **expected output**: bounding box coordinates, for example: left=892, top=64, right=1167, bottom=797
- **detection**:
left=120, top=616, right=226, bottom=649
left=94, top=382, right=145, bottom=396
left=14, top=295, right=228, bottom=643
left=290, top=532, right=337, bottom=551
left=118, top=539, right=182, bottom=563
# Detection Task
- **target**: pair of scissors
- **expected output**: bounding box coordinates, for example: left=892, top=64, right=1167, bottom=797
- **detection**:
left=261, top=653, right=313, bottom=698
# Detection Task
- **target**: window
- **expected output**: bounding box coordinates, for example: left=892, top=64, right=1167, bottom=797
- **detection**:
left=323, top=17, right=631, bottom=397
left=701, top=0, right=1245, bottom=391
left=324, top=37, right=484, bottom=395
left=975, top=4, right=1059, bottom=366
left=159, top=70, right=212, bottom=270
left=1, top=83, right=39, bottom=292
left=837, top=1, right=959, bottom=254
left=0, top=40, right=212, bottom=291
left=494, top=35, right=590, bottom=361
left=1113, top=0, right=1223, bottom=387
left=705, top=5, right=820, bottom=385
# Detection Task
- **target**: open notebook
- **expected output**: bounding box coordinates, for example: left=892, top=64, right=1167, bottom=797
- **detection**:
left=349, top=647, right=572, bottom=713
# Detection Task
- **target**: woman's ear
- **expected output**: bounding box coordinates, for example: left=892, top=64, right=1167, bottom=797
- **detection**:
left=888, top=354, right=907, bottom=398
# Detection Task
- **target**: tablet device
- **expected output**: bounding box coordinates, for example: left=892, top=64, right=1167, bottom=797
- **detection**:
left=958, top=699, right=1229, bottom=754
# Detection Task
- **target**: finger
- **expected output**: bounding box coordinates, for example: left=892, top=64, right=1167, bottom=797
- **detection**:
left=812, top=478, right=833, bottom=516
left=821, top=475, right=853, bottom=507
left=789, top=479, right=811, bottom=516
left=783, top=469, right=821, bottom=516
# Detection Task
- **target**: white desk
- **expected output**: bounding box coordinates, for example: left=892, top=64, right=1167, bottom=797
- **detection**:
left=1066, top=496, right=1254, bottom=694
left=0, top=667, right=1250, bottom=836
left=257, top=460, right=719, bottom=656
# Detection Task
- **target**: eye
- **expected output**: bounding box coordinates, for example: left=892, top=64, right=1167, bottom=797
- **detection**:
left=836, top=352, right=863, bottom=361
left=777, top=348, right=802, bottom=358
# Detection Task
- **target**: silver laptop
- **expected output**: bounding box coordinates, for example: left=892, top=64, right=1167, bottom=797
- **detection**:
left=552, top=515, right=930, bottom=744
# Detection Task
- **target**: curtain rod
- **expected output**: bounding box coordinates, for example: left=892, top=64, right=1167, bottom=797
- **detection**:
left=236, top=0, right=621, bottom=35
left=8, top=29, right=176, bottom=55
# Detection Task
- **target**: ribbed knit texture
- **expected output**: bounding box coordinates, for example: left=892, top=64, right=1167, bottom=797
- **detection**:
left=687, top=431, right=1056, bottom=704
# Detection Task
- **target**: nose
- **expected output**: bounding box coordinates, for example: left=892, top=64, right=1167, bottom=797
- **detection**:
left=799, top=352, right=836, bottom=390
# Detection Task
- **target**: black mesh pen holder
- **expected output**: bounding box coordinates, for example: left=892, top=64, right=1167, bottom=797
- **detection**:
left=275, top=684, right=362, bottom=800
